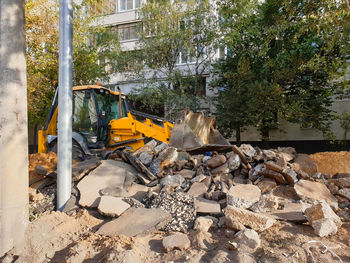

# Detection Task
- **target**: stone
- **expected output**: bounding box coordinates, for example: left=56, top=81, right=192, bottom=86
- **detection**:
left=178, top=169, right=196, bottom=179
left=72, top=157, right=102, bottom=181
left=293, top=154, right=318, bottom=175
left=212, top=191, right=226, bottom=201
left=271, top=185, right=299, bottom=201
left=338, top=188, right=350, bottom=200
left=233, top=229, right=261, bottom=252
left=239, top=144, right=256, bottom=158
left=160, top=174, right=185, bottom=188
left=311, top=218, right=338, bottom=237
left=262, top=150, right=276, bottom=161
left=138, top=151, right=153, bottom=166
left=191, top=174, right=206, bottom=183
left=250, top=194, right=279, bottom=213
left=328, top=178, right=350, bottom=188
left=268, top=202, right=308, bottom=223
left=206, top=155, right=227, bottom=169
left=194, top=197, right=221, bottom=214
left=97, top=196, right=130, bottom=217
left=127, top=183, right=149, bottom=201
left=277, top=151, right=294, bottom=163
left=226, top=152, right=241, bottom=172
left=187, top=182, right=208, bottom=197
left=194, top=216, right=214, bottom=232
left=294, top=180, right=338, bottom=210
left=29, top=187, right=44, bottom=202
left=35, top=165, right=48, bottom=176
left=257, top=178, right=277, bottom=194
left=227, top=184, right=261, bottom=209
left=97, top=207, right=171, bottom=237
left=162, top=233, right=190, bottom=252
left=132, top=140, right=157, bottom=157
left=211, top=162, right=229, bottom=175
left=154, top=142, right=168, bottom=156
left=265, top=162, right=284, bottom=173
left=77, top=160, right=131, bottom=208
left=327, top=183, right=339, bottom=195
left=259, top=170, right=287, bottom=184
left=225, top=206, right=276, bottom=232
left=225, top=218, right=245, bottom=231
left=100, top=186, right=130, bottom=198
left=232, top=251, right=257, bottom=263
left=282, top=168, right=298, bottom=186
left=304, top=200, right=342, bottom=228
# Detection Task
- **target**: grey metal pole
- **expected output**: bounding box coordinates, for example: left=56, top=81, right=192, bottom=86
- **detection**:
left=0, top=0, right=28, bottom=256
left=57, top=0, right=73, bottom=211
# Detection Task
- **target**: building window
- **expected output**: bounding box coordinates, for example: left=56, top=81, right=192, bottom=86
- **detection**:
left=118, top=0, right=141, bottom=11
left=118, top=23, right=138, bottom=41
left=90, top=0, right=116, bottom=16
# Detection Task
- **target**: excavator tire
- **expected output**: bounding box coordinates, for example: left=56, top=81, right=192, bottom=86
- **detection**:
left=47, top=139, right=86, bottom=162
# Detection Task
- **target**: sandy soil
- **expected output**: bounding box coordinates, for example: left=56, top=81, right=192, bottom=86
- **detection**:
left=309, top=152, right=350, bottom=175
left=6, top=210, right=350, bottom=263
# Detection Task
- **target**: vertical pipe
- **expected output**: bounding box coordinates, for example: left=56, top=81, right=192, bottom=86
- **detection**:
left=57, top=0, right=73, bottom=211
left=0, top=0, right=28, bottom=256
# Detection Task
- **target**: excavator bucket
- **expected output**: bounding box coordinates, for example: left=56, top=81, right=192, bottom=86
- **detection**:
left=169, top=110, right=231, bottom=152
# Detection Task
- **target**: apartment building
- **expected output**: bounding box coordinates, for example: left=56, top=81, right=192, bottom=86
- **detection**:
left=91, top=1, right=350, bottom=147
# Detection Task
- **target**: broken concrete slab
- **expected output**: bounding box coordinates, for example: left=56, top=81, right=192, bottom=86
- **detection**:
left=162, top=233, right=191, bottom=252
left=193, top=216, right=214, bottom=232
left=233, top=229, right=261, bottom=253
left=311, top=218, right=338, bottom=237
left=239, top=144, right=256, bottom=158
left=338, top=188, right=350, bottom=200
left=160, top=174, right=185, bottom=188
left=225, top=206, right=276, bottom=232
left=128, top=183, right=149, bottom=201
left=178, top=169, right=196, bottom=179
left=293, top=154, right=318, bottom=175
left=194, top=197, right=221, bottom=214
left=97, top=207, right=171, bottom=237
left=226, top=152, right=241, bottom=172
left=187, top=182, right=208, bottom=197
left=97, top=196, right=130, bottom=217
left=72, top=157, right=102, bottom=181
left=206, top=155, right=227, bottom=169
left=282, top=168, right=298, bottom=186
left=256, top=178, right=277, bottom=194
left=77, top=160, right=135, bottom=208
left=250, top=193, right=279, bottom=213
left=305, top=200, right=342, bottom=228
left=268, top=203, right=308, bottom=223
left=227, top=184, right=261, bottom=209
left=258, top=170, right=287, bottom=185
left=294, top=180, right=338, bottom=210
left=328, top=178, right=350, bottom=188
left=138, top=151, right=153, bottom=166
left=211, top=162, right=229, bottom=175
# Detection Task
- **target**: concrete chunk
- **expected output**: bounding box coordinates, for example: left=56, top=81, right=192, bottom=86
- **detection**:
left=77, top=160, right=132, bottom=208
left=294, top=180, right=338, bottom=210
left=206, top=155, right=227, bottom=169
left=233, top=229, right=261, bottom=252
left=257, top=178, right=277, bottom=194
left=187, top=182, right=208, bottom=197
left=227, top=184, right=261, bottom=209
left=97, top=207, right=171, bottom=237
left=225, top=206, right=276, bottom=232
left=338, top=188, right=350, bottom=200
left=97, top=196, right=130, bottom=217
left=194, top=197, right=221, bottom=214
left=162, top=233, right=190, bottom=252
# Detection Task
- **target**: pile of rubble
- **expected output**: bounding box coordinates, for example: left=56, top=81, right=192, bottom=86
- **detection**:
left=28, top=140, right=350, bottom=256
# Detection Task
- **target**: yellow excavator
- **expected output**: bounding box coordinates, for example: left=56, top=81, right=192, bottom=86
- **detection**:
left=38, top=85, right=229, bottom=160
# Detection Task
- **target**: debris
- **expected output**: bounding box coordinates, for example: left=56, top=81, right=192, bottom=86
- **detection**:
left=225, top=206, right=276, bottom=232
left=256, top=178, right=277, bottom=194
left=187, top=182, right=208, bottom=197
left=268, top=202, right=308, bottom=223
left=233, top=228, right=261, bottom=252
left=258, top=169, right=287, bottom=184
left=226, top=184, right=261, bottom=209
left=311, top=218, right=338, bottom=237
left=160, top=174, right=185, bottom=188
left=72, top=157, right=102, bottom=181
left=193, top=216, right=214, bottom=232
left=250, top=193, right=279, bottom=213
left=240, top=144, right=256, bottom=158
left=97, top=196, right=131, bottom=217
left=338, top=188, right=350, bottom=200
left=225, top=218, right=245, bottom=231
left=294, top=180, right=338, bottom=210
left=194, top=197, right=221, bottom=215
left=206, top=154, right=227, bottom=169
left=34, top=165, right=48, bottom=176
left=293, top=154, right=318, bottom=176
left=77, top=160, right=134, bottom=208
left=96, top=207, right=171, bottom=237
left=162, top=233, right=191, bottom=252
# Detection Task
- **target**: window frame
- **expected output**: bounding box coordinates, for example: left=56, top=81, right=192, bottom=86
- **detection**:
left=118, top=0, right=142, bottom=12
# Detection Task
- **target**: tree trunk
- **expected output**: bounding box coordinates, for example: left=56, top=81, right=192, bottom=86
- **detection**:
left=235, top=126, right=241, bottom=146
left=0, top=0, right=28, bottom=256
left=261, top=127, right=270, bottom=149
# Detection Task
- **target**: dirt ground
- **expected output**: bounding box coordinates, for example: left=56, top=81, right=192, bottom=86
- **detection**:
left=309, top=151, right=350, bottom=175
left=5, top=210, right=349, bottom=263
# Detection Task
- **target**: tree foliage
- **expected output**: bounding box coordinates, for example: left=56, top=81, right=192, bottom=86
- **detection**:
left=213, top=0, right=350, bottom=144
left=26, top=0, right=119, bottom=126
left=128, top=0, right=217, bottom=119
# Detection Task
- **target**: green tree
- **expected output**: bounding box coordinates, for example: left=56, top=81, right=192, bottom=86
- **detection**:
left=214, top=0, right=350, bottom=146
left=128, top=0, right=217, bottom=119
left=26, top=0, right=120, bottom=128
left=339, top=112, right=350, bottom=140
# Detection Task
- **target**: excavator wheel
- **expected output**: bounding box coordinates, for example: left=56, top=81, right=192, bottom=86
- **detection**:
left=47, top=139, right=86, bottom=162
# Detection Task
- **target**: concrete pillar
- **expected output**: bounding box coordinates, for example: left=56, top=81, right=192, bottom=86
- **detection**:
left=0, top=0, right=29, bottom=256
